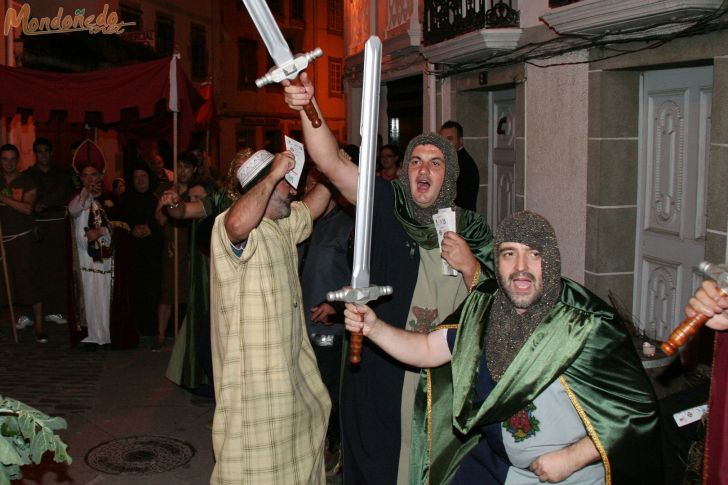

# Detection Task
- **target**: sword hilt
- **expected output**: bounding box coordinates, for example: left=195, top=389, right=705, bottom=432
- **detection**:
left=290, top=77, right=321, bottom=128
left=327, top=285, right=393, bottom=364
left=255, top=48, right=323, bottom=128
left=255, top=48, right=323, bottom=87
left=326, top=285, right=393, bottom=304
left=661, top=262, right=728, bottom=356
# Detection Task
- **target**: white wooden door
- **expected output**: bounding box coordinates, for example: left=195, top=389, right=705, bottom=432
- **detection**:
left=635, top=66, right=712, bottom=341
left=488, top=88, right=516, bottom=229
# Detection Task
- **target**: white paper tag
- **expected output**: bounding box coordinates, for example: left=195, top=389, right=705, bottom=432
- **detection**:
left=284, top=136, right=305, bottom=189
left=673, top=404, right=707, bottom=427
left=432, top=208, right=458, bottom=276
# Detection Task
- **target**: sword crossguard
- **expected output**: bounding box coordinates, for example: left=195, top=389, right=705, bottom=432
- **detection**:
left=255, top=48, right=323, bottom=128
left=327, top=285, right=393, bottom=365
left=326, top=285, right=393, bottom=305
left=255, top=48, right=323, bottom=87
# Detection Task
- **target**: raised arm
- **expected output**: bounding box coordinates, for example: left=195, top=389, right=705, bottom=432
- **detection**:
left=68, top=189, right=89, bottom=217
left=224, top=152, right=294, bottom=244
left=159, top=189, right=206, bottom=220
left=302, top=180, right=332, bottom=221
left=344, top=303, right=452, bottom=368
left=284, top=73, right=358, bottom=203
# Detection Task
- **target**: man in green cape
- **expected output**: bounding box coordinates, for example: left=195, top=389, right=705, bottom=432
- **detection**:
left=345, top=210, right=661, bottom=484
left=285, top=74, right=493, bottom=484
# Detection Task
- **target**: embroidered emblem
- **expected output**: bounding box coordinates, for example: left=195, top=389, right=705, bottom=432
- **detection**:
left=410, top=306, right=438, bottom=333
left=503, top=402, right=540, bottom=442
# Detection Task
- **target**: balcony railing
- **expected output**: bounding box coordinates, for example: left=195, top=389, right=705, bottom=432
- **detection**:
left=423, top=0, right=520, bottom=46
left=549, top=0, right=584, bottom=6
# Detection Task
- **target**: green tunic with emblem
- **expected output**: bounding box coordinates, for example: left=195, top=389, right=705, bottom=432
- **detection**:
left=410, top=278, right=661, bottom=485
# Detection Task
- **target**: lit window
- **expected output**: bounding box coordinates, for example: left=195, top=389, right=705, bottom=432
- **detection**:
left=156, top=13, right=174, bottom=57
left=190, top=24, right=207, bottom=82
left=238, top=39, right=259, bottom=90
left=327, top=0, right=343, bottom=32
left=328, top=57, right=343, bottom=97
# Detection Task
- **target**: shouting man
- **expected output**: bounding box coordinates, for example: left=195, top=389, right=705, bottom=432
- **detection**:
left=285, top=74, right=493, bottom=484
left=345, top=211, right=661, bottom=484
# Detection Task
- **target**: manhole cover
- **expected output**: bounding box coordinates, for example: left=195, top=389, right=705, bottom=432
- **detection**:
left=85, top=436, right=195, bottom=475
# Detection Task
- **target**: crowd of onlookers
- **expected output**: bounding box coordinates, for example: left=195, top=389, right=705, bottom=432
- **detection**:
left=0, top=137, right=224, bottom=349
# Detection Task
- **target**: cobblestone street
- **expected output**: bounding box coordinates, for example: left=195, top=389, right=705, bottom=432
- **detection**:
left=1, top=320, right=215, bottom=484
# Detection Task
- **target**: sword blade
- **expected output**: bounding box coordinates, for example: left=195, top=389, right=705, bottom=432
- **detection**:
left=351, top=36, right=382, bottom=290
left=242, top=0, right=294, bottom=66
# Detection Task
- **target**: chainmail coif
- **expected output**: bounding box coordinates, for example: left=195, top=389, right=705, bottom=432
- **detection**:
left=486, top=211, right=562, bottom=381
left=397, top=133, right=459, bottom=225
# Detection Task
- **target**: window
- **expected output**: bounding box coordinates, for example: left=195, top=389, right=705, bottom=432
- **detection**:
left=190, top=24, right=207, bottom=82
left=327, top=0, right=343, bottom=32
left=328, top=57, right=343, bottom=97
left=269, top=0, right=283, bottom=17
left=389, top=118, right=400, bottom=147
left=119, top=2, right=141, bottom=30
left=156, top=13, right=174, bottom=57
left=238, top=39, right=259, bottom=90
left=236, top=126, right=256, bottom=152
left=264, top=129, right=282, bottom=154
left=549, top=0, right=583, bottom=6
left=291, top=0, right=305, bottom=22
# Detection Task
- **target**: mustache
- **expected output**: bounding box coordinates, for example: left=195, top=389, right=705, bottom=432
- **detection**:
left=509, top=271, right=535, bottom=283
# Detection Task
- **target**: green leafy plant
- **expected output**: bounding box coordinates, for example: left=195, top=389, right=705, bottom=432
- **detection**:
left=0, top=395, right=72, bottom=485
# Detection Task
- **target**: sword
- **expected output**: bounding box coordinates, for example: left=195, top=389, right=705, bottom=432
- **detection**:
left=241, top=0, right=323, bottom=127
left=327, top=37, right=391, bottom=364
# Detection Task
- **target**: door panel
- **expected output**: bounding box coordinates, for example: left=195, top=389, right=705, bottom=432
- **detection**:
left=635, top=66, right=712, bottom=341
left=488, top=89, right=516, bottom=228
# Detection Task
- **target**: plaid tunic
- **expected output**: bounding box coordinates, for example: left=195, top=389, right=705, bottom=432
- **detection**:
left=210, top=201, right=331, bottom=484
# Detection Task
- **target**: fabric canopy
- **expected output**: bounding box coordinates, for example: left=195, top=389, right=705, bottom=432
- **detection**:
left=0, top=57, right=204, bottom=134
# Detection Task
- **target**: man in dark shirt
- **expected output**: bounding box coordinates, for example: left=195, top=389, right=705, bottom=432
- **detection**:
left=24, top=137, right=74, bottom=326
left=440, top=120, right=480, bottom=211
left=300, top=167, right=354, bottom=473
left=1, top=143, right=45, bottom=342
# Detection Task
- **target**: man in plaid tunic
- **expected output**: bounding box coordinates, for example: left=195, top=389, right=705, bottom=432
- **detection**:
left=209, top=150, right=332, bottom=484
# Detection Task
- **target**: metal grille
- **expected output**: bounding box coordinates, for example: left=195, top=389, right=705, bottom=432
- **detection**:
left=423, top=0, right=519, bottom=46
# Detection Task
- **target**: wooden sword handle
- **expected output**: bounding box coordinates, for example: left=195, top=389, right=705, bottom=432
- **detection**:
left=290, top=77, right=322, bottom=128
left=349, top=330, right=363, bottom=364
left=661, top=313, right=710, bottom=356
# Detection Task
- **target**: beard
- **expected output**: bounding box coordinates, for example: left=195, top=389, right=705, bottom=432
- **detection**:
left=85, top=182, right=102, bottom=198
left=279, top=199, right=292, bottom=218
left=269, top=191, right=292, bottom=219
left=497, top=270, right=544, bottom=310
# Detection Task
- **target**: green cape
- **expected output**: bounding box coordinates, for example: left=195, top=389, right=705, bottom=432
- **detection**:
left=410, top=278, right=662, bottom=485
left=391, top=180, right=493, bottom=275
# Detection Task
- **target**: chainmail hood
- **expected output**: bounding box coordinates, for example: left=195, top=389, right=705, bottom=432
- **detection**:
left=397, top=133, right=459, bottom=224
left=486, top=211, right=562, bottom=381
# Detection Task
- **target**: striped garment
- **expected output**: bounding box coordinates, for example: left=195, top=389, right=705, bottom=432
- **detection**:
left=210, top=201, right=331, bottom=485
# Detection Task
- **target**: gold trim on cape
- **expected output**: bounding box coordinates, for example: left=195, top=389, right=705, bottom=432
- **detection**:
left=559, top=376, right=611, bottom=484
left=426, top=323, right=460, bottom=485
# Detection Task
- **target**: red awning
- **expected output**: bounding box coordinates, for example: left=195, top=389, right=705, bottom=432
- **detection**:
left=0, top=57, right=204, bottom=134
